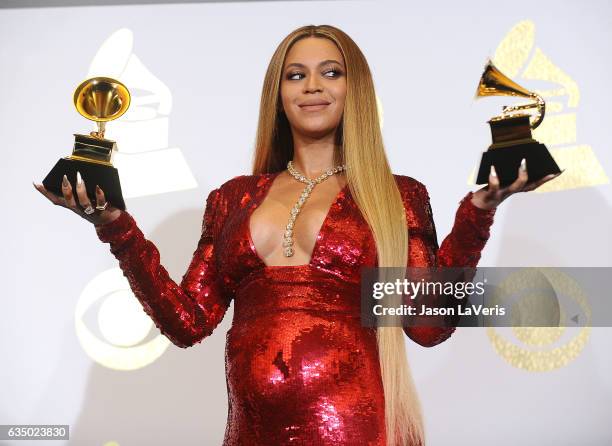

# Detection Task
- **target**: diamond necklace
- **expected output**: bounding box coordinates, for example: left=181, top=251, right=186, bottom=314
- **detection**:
left=283, top=160, right=347, bottom=257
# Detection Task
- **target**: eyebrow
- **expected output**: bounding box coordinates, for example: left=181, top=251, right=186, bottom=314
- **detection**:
left=284, top=59, right=345, bottom=70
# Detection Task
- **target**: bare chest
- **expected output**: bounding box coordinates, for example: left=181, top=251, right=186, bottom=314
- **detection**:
left=248, top=177, right=348, bottom=267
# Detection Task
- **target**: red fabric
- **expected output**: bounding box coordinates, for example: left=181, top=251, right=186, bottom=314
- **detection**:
left=95, top=172, right=496, bottom=445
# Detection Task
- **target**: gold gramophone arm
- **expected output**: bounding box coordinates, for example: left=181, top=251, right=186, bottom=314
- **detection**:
left=501, top=93, right=546, bottom=129
left=531, top=93, right=546, bottom=129
left=97, top=121, right=106, bottom=139
left=89, top=121, right=106, bottom=139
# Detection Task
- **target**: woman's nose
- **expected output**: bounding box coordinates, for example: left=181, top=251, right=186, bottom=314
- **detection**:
left=304, top=74, right=322, bottom=93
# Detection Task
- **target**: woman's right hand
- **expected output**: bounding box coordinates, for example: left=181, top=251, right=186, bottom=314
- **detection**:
left=33, top=171, right=122, bottom=227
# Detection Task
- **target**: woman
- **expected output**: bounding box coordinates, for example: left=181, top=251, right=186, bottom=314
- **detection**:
left=34, top=25, right=560, bottom=446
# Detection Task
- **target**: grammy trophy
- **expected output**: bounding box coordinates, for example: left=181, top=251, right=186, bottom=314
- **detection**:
left=42, top=77, right=131, bottom=210
left=475, top=60, right=561, bottom=188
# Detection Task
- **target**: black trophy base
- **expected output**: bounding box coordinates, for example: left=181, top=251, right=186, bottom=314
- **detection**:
left=476, top=141, right=561, bottom=188
left=42, top=158, right=126, bottom=211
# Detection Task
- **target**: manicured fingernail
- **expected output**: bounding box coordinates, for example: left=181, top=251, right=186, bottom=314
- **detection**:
left=96, top=184, right=101, bottom=193
left=520, top=158, right=527, bottom=171
left=490, top=165, right=497, bottom=177
left=62, top=174, right=69, bottom=187
left=77, top=171, right=82, bottom=185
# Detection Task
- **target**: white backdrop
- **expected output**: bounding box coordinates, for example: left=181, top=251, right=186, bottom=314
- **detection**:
left=1, top=0, right=611, bottom=445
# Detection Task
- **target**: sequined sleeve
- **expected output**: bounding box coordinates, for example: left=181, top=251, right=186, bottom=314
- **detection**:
left=403, top=179, right=497, bottom=347
left=94, top=186, right=233, bottom=348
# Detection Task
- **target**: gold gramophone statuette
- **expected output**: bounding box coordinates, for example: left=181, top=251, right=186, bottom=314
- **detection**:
left=474, top=60, right=561, bottom=188
left=43, top=77, right=131, bottom=210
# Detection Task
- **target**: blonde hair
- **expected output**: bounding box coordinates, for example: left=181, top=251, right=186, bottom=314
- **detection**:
left=251, top=25, right=424, bottom=446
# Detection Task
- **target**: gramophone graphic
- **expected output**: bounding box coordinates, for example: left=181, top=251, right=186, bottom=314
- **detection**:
left=471, top=19, right=608, bottom=192
left=474, top=60, right=561, bottom=188
left=42, top=77, right=131, bottom=210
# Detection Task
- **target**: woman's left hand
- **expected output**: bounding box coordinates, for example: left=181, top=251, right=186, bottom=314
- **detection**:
left=471, top=158, right=564, bottom=211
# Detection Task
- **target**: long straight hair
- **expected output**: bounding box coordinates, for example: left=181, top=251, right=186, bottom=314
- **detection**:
left=251, top=25, right=424, bottom=446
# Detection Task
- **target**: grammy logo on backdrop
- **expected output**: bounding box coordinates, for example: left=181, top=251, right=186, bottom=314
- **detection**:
left=469, top=19, right=608, bottom=193
left=42, top=77, right=131, bottom=210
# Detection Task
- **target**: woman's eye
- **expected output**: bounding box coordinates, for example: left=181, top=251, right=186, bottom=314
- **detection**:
left=287, top=69, right=342, bottom=80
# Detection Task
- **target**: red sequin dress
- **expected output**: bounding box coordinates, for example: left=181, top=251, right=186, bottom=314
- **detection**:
left=95, top=172, right=496, bottom=445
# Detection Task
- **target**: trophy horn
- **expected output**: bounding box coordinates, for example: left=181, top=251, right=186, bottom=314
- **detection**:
left=73, top=77, right=131, bottom=139
left=475, top=59, right=545, bottom=129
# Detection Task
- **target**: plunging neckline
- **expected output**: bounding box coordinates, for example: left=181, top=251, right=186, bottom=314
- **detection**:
left=247, top=171, right=350, bottom=269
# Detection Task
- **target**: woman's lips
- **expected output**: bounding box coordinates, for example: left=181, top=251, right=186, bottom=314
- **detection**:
left=299, top=104, right=330, bottom=111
